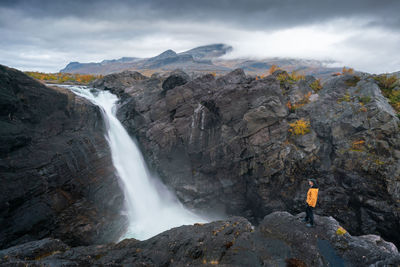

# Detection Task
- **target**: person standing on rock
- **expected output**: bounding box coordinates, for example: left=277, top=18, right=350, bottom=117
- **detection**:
left=303, top=178, right=319, bottom=227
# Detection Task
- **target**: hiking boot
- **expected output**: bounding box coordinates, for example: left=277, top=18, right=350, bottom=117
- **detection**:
left=306, top=223, right=314, bottom=228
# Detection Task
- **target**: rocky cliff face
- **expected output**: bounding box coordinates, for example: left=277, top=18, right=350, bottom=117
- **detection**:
left=1, top=212, right=398, bottom=266
left=97, top=69, right=400, bottom=247
left=0, top=65, right=127, bottom=249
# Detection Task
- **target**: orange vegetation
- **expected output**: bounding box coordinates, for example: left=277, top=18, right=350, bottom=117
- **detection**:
left=342, top=67, right=354, bottom=75
left=287, top=92, right=312, bottom=111
left=289, top=119, right=310, bottom=135
left=25, top=71, right=103, bottom=84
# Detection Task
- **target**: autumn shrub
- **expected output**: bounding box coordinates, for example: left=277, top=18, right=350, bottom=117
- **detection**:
left=388, top=90, right=400, bottom=112
left=374, top=74, right=398, bottom=92
left=289, top=71, right=305, bottom=81
left=25, top=71, right=103, bottom=84
left=277, top=71, right=304, bottom=85
left=286, top=101, right=292, bottom=111
left=287, top=92, right=312, bottom=112
left=342, top=67, right=354, bottom=75
left=336, top=227, right=347, bottom=235
left=358, top=95, right=371, bottom=105
left=277, top=73, right=289, bottom=83
left=310, top=79, right=322, bottom=92
left=289, top=119, right=310, bottom=135
left=374, top=74, right=400, bottom=113
left=352, top=140, right=365, bottom=150
left=344, top=76, right=361, bottom=87
left=286, top=258, right=307, bottom=267
left=338, top=92, right=351, bottom=103
left=268, top=64, right=280, bottom=75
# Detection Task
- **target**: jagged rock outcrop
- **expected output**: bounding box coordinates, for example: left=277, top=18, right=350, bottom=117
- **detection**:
left=90, top=70, right=148, bottom=98
left=0, top=65, right=127, bottom=249
left=98, top=68, right=400, bottom=247
left=1, top=212, right=398, bottom=266
left=161, top=69, right=190, bottom=93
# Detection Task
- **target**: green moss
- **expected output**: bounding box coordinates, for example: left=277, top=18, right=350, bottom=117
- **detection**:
left=310, top=79, right=323, bottom=92
left=94, top=254, right=104, bottom=260
left=373, top=74, right=398, bottom=92
left=338, top=92, right=351, bottom=103
left=277, top=71, right=305, bottom=86
left=374, top=74, right=400, bottom=114
left=358, top=96, right=371, bottom=104
left=344, top=76, right=361, bottom=87
left=387, top=90, right=400, bottom=112
left=349, top=148, right=363, bottom=152
left=375, top=159, right=386, bottom=165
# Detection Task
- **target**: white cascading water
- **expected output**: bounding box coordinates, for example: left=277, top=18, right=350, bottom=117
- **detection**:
left=63, top=85, right=205, bottom=240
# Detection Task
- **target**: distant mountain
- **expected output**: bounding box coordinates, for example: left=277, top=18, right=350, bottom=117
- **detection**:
left=390, top=71, right=400, bottom=78
left=142, top=49, right=194, bottom=69
left=213, top=57, right=341, bottom=78
left=60, top=44, right=232, bottom=75
left=101, top=57, right=140, bottom=64
left=180, top=44, right=232, bottom=60
left=60, top=43, right=342, bottom=78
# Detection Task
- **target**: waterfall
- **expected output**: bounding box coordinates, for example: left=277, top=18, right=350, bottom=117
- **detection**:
left=63, top=85, right=205, bottom=240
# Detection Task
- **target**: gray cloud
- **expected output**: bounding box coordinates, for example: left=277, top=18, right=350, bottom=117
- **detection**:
left=2, top=0, right=399, bottom=29
left=0, top=0, right=399, bottom=73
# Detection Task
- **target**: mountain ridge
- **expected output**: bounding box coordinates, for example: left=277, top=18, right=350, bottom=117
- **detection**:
left=60, top=44, right=232, bottom=74
left=60, top=44, right=342, bottom=78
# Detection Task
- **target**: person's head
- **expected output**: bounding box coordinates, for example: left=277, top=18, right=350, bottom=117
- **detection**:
left=308, top=179, right=316, bottom=187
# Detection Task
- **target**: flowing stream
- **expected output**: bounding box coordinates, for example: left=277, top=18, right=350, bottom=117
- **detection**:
left=63, top=85, right=205, bottom=240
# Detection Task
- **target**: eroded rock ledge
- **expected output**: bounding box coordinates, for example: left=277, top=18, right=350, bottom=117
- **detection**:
left=1, top=212, right=398, bottom=266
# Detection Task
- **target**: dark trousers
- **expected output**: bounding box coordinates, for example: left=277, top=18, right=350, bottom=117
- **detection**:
left=305, top=205, right=314, bottom=225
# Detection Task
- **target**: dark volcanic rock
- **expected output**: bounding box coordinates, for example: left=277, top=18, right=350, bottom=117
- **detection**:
left=161, top=70, right=190, bottom=94
left=1, top=212, right=398, bottom=266
left=90, top=70, right=147, bottom=98
left=0, top=238, right=69, bottom=262
left=110, top=68, right=400, bottom=247
left=0, top=65, right=126, bottom=249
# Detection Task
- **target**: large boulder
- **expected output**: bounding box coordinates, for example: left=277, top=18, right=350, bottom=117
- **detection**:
left=105, top=69, right=400, bottom=247
left=1, top=212, right=398, bottom=266
left=161, top=69, right=190, bottom=94
left=0, top=65, right=127, bottom=249
left=90, top=70, right=147, bottom=98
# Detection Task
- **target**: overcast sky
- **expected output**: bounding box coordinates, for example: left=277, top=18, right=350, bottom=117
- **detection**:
left=0, top=0, right=399, bottom=73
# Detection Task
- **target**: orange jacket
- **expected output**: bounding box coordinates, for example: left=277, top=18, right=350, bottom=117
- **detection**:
left=307, top=188, right=319, bottom=207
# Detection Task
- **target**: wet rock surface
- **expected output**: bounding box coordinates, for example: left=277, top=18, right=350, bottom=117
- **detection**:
left=0, top=65, right=127, bottom=249
left=1, top=212, right=398, bottom=266
left=95, top=68, right=400, bottom=247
